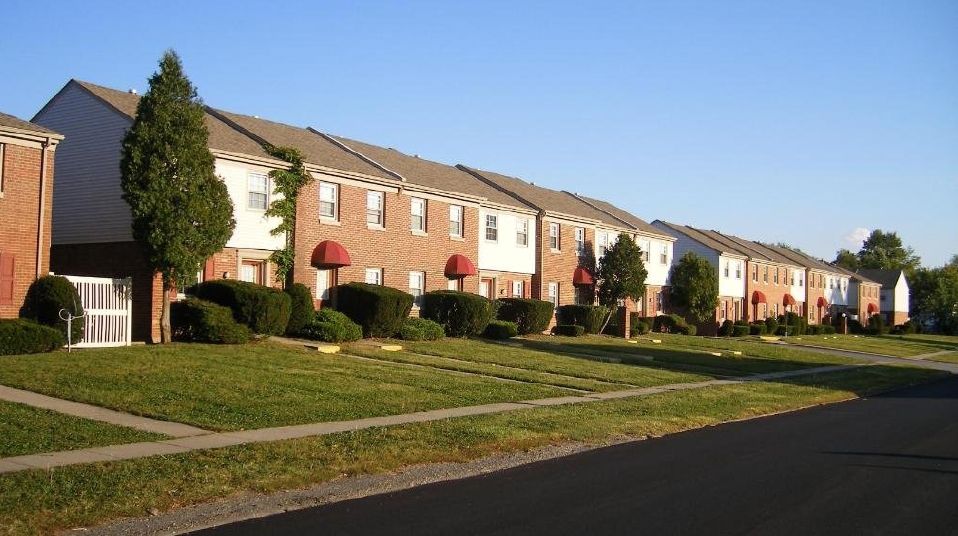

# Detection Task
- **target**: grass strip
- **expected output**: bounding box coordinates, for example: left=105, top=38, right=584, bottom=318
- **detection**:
left=0, top=364, right=943, bottom=536
left=0, top=400, right=166, bottom=458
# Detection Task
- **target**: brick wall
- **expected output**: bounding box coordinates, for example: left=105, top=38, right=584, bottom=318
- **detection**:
left=744, top=261, right=804, bottom=321
left=293, top=180, right=481, bottom=300
left=0, top=143, right=55, bottom=318
left=805, top=270, right=827, bottom=325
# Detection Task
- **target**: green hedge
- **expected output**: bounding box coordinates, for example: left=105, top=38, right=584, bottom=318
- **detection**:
left=398, top=317, right=445, bottom=341
left=284, top=283, right=315, bottom=336
left=806, top=325, right=822, bottom=335
left=764, top=317, right=779, bottom=335
left=483, top=320, right=518, bottom=339
left=420, top=290, right=493, bottom=337
left=0, top=319, right=65, bottom=355
left=333, top=283, right=413, bottom=338
left=554, top=324, right=585, bottom=337
left=557, top=305, right=608, bottom=335
left=822, top=325, right=836, bottom=335
left=496, top=298, right=554, bottom=335
left=19, top=275, right=84, bottom=344
left=749, top=322, right=767, bottom=335
left=865, top=314, right=888, bottom=335
left=732, top=325, right=750, bottom=337
left=652, top=314, right=694, bottom=335
left=296, top=308, right=363, bottom=343
left=170, top=298, right=250, bottom=344
left=194, top=280, right=291, bottom=335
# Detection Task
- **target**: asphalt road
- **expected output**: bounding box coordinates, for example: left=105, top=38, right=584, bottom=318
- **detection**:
left=194, top=376, right=958, bottom=536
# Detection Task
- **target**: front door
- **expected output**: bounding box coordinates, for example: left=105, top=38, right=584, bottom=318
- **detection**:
left=479, top=278, right=494, bottom=299
left=240, top=260, right=265, bottom=285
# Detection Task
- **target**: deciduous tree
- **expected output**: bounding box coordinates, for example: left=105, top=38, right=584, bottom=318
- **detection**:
left=669, top=251, right=719, bottom=323
left=596, top=235, right=647, bottom=333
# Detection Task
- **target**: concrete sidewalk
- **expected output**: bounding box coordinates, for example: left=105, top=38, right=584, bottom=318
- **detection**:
left=0, top=364, right=860, bottom=475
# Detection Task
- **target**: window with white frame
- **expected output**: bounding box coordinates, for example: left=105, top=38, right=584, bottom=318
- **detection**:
left=409, top=271, right=425, bottom=307
left=659, top=244, right=668, bottom=265
left=365, top=268, right=383, bottom=285
left=316, top=269, right=331, bottom=300
left=790, top=270, right=795, bottom=286
left=773, top=269, right=779, bottom=284
left=247, top=172, right=268, bottom=210
left=735, top=262, right=742, bottom=279
left=655, top=291, right=663, bottom=312
left=516, top=219, right=529, bottom=246
left=798, top=273, right=804, bottom=287
left=598, top=232, right=609, bottom=258
left=485, top=214, right=498, bottom=241
left=410, top=197, right=426, bottom=232
left=319, top=182, right=338, bottom=220
left=447, top=278, right=459, bottom=290
left=763, top=266, right=769, bottom=283
left=512, top=280, right=524, bottom=298
left=449, top=205, right=463, bottom=237
left=575, top=228, right=585, bottom=254
left=366, top=191, right=384, bottom=226
left=842, top=280, right=847, bottom=291
left=724, top=261, right=730, bottom=278
left=640, top=240, right=651, bottom=262
left=829, top=278, right=834, bottom=289
left=753, top=265, right=758, bottom=282
left=549, top=223, right=560, bottom=250
left=548, top=282, right=558, bottom=308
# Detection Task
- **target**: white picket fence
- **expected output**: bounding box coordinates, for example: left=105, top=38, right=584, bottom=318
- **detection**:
left=64, top=275, right=132, bottom=348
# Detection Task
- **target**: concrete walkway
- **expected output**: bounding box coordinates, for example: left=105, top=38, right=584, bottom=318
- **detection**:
left=0, top=364, right=859, bottom=475
left=0, top=384, right=209, bottom=438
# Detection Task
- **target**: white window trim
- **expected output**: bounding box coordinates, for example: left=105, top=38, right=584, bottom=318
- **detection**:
left=574, top=227, right=585, bottom=255
left=485, top=214, right=498, bottom=242
left=549, top=223, right=560, bottom=251
left=247, top=171, right=269, bottom=211
left=365, top=268, right=383, bottom=285
left=319, top=181, right=339, bottom=221
left=409, top=271, right=425, bottom=307
left=513, top=280, right=524, bottom=298
left=548, top=282, right=559, bottom=308
left=366, top=191, right=384, bottom=228
left=516, top=219, right=529, bottom=247
left=449, top=205, right=463, bottom=238
left=410, top=197, right=426, bottom=234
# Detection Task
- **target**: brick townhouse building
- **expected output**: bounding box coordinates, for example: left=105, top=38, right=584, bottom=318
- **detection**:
left=0, top=112, right=62, bottom=318
left=833, top=265, right=882, bottom=323
left=858, top=269, right=909, bottom=326
left=768, top=246, right=848, bottom=326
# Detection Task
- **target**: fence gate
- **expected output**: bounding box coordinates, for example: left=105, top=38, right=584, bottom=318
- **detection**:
left=64, top=275, right=132, bottom=348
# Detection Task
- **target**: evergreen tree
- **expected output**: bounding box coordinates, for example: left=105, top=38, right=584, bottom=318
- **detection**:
left=669, top=251, right=719, bottom=323
left=596, top=235, right=648, bottom=333
left=120, top=50, right=235, bottom=343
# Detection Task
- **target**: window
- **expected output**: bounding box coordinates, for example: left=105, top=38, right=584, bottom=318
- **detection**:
left=365, top=268, right=383, bottom=285
left=655, top=291, right=663, bottom=312
left=239, top=260, right=265, bottom=284
left=0, top=253, right=15, bottom=306
left=319, top=182, right=338, bottom=219
left=724, top=261, right=730, bottom=278
left=773, top=303, right=779, bottom=316
left=485, top=214, right=498, bottom=241
left=409, top=272, right=425, bottom=307
left=549, top=223, right=560, bottom=250
left=640, top=240, right=651, bottom=262
left=547, top=282, right=559, bottom=308
left=598, top=232, right=608, bottom=258
left=842, top=280, right=847, bottom=292
left=790, top=271, right=795, bottom=286
left=818, top=274, right=823, bottom=287
left=660, top=244, right=667, bottom=265
left=512, top=280, right=524, bottom=298
left=410, top=197, right=426, bottom=232
left=773, top=269, right=779, bottom=285
left=810, top=309, right=815, bottom=321
left=516, top=219, right=529, bottom=246
left=247, top=172, right=268, bottom=210
left=735, top=262, right=742, bottom=279
left=721, top=305, right=726, bottom=320
left=829, top=278, right=834, bottom=290
left=316, top=269, right=331, bottom=300
left=366, top=191, right=384, bottom=226
left=575, top=228, right=585, bottom=254
left=752, top=265, right=758, bottom=282
left=798, top=273, right=804, bottom=287
left=447, top=278, right=460, bottom=291
left=763, top=266, right=769, bottom=283
left=449, top=205, right=463, bottom=237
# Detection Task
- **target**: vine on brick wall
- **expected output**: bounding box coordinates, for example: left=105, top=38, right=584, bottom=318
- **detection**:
left=264, top=145, right=313, bottom=287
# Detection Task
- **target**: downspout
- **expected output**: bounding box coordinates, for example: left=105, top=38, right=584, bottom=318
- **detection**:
left=36, top=138, right=51, bottom=278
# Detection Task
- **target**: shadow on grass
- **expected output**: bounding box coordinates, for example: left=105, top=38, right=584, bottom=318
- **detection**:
left=881, top=335, right=958, bottom=352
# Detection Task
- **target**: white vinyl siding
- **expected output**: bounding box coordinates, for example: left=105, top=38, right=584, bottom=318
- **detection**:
left=410, top=197, right=426, bottom=232
left=449, top=205, right=463, bottom=237
left=247, top=172, right=268, bottom=210
left=365, top=268, right=383, bottom=285
left=366, top=191, right=384, bottom=227
left=319, top=182, right=338, bottom=219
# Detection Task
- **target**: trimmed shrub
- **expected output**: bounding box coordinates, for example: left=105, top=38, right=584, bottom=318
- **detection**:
left=717, top=319, right=734, bottom=336
left=848, top=319, right=863, bottom=334
left=732, top=324, right=750, bottom=337
left=483, top=319, right=518, bottom=339
left=170, top=298, right=250, bottom=344
left=0, top=319, right=65, bottom=355
left=284, top=283, right=315, bottom=336
left=194, top=280, right=291, bottom=335
left=420, top=290, right=492, bottom=337
left=822, top=325, right=836, bottom=335
left=749, top=323, right=767, bottom=335
left=806, top=325, right=822, bottom=335
left=631, top=320, right=651, bottom=337
left=19, top=275, right=84, bottom=343
left=296, top=308, right=363, bottom=343
left=398, top=317, right=445, bottom=341
left=764, top=317, right=779, bottom=335
left=333, top=283, right=413, bottom=338
left=557, top=305, right=609, bottom=335
left=497, top=298, right=554, bottom=335
left=554, top=324, right=585, bottom=337
left=891, top=321, right=917, bottom=335
left=865, top=313, right=888, bottom=335
left=652, top=314, right=691, bottom=335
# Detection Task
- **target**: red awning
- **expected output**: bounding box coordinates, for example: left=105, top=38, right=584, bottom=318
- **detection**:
left=783, top=294, right=797, bottom=307
left=816, top=297, right=828, bottom=308
left=572, top=267, right=595, bottom=286
left=310, top=240, right=351, bottom=269
left=444, top=254, right=477, bottom=279
left=751, top=290, right=767, bottom=304
left=867, top=303, right=878, bottom=314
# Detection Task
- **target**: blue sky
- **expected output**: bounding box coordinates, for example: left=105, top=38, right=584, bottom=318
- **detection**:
left=3, top=0, right=955, bottom=266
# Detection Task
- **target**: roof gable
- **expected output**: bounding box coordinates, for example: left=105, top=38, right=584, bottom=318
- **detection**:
left=0, top=110, right=60, bottom=136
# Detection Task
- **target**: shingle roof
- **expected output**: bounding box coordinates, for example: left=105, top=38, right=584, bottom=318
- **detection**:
left=830, top=263, right=879, bottom=284
left=322, top=135, right=534, bottom=208
left=457, top=165, right=629, bottom=227
left=571, top=194, right=672, bottom=239
left=768, top=245, right=838, bottom=274
left=72, top=80, right=272, bottom=160
left=655, top=221, right=751, bottom=257
left=857, top=269, right=901, bottom=287
left=0, top=110, right=60, bottom=136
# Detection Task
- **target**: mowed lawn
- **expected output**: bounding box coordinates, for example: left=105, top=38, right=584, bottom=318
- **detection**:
left=781, top=333, right=958, bottom=357
left=0, top=342, right=566, bottom=432
left=0, top=400, right=166, bottom=458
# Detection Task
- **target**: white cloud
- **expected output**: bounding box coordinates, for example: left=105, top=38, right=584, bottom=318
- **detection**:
left=843, top=227, right=870, bottom=249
